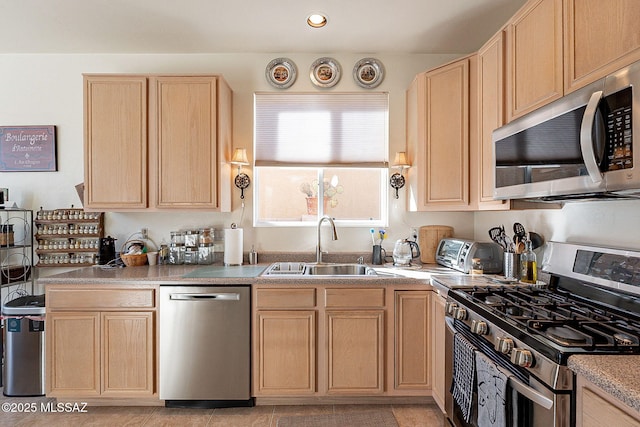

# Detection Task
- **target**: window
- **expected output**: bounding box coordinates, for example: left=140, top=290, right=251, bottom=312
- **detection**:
left=254, top=92, right=389, bottom=227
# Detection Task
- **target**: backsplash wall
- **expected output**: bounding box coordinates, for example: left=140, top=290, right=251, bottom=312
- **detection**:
left=1, top=53, right=639, bottom=281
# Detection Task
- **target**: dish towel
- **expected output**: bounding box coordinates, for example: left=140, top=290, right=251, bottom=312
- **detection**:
left=475, top=351, right=509, bottom=427
left=451, top=333, right=476, bottom=423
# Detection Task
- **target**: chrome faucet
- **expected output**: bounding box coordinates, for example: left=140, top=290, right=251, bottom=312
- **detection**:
left=316, top=216, right=338, bottom=263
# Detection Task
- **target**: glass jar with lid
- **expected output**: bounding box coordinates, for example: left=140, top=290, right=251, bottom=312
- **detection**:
left=184, top=230, right=199, bottom=248
left=170, top=231, right=185, bottom=246
left=196, top=228, right=214, bottom=265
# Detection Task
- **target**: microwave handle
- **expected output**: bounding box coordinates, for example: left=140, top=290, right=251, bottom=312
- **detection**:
left=580, top=90, right=604, bottom=184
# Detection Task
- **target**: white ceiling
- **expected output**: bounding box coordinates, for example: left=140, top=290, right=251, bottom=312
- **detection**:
left=1, top=0, right=527, bottom=54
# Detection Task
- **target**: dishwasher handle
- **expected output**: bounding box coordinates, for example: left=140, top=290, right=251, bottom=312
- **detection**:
left=169, top=292, right=240, bottom=301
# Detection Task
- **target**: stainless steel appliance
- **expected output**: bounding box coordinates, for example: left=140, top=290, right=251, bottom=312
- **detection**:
left=436, top=238, right=503, bottom=274
left=159, top=285, right=253, bottom=408
left=493, top=60, right=640, bottom=202
left=442, top=241, right=640, bottom=426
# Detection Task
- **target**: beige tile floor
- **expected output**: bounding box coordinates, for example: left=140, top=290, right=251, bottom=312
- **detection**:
left=0, top=392, right=446, bottom=427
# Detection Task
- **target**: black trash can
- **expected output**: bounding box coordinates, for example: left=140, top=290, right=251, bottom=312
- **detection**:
left=2, top=294, right=45, bottom=396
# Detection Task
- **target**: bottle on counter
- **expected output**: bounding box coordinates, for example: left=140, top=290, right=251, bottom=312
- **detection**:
left=471, top=258, right=483, bottom=275
left=519, top=236, right=537, bottom=284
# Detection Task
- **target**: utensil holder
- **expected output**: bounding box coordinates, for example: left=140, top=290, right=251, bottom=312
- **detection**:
left=504, top=252, right=519, bottom=280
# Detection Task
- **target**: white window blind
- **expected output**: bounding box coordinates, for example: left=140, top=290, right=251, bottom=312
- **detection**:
left=254, top=92, right=389, bottom=167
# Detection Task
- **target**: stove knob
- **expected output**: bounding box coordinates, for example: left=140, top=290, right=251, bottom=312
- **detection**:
left=511, top=349, right=534, bottom=368
left=445, top=302, right=458, bottom=315
left=471, top=320, right=488, bottom=335
left=495, top=337, right=514, bottom=354
left=454, top=307, right=467, bottom=320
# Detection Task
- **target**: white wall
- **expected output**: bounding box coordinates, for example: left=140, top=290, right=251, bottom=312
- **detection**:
left=1, top=53, right=476, bottom=273
left=3, top=52, right=638, bottom=283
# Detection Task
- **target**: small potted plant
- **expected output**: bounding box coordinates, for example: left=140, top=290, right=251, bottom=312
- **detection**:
left=300, top=178, right=343, bottom=214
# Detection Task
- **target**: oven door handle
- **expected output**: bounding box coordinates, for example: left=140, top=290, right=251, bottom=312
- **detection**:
left=498, top=366, right=554, bottom=410
left=445, top=317, right=554, bottom=410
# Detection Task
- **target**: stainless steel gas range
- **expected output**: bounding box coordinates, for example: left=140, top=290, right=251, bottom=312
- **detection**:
left=442, top=241, right=640, bottom=427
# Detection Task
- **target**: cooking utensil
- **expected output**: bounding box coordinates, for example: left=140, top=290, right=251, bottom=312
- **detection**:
left=513, top=222, right=526, bottom=245
left=489, top=227, right=505, bottom=249
left=529, top=231, right=545, bottom=249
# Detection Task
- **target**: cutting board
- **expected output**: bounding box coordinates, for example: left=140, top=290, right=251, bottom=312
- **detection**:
left=419, top=225, right=454, bottom=264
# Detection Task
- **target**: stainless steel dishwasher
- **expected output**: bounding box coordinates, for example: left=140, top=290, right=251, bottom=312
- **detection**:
left=159, top=285, right=253, bottom=408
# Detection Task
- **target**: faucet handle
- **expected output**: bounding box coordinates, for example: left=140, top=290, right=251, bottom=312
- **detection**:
left=357, top=256, right=364, bottom=264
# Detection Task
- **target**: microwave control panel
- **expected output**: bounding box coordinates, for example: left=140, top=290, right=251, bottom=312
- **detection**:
left=604, top=86, right=633, bottom=171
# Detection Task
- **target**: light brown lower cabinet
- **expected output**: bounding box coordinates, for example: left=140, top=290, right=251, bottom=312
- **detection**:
left=326, top=310, right=385, bottom=394
left=395, top=291, right=430, bottom=391
left=253, top=285, right=432, bottom=399
left=46, top=286, right=156, bottom=399
left=576, top=375, right=640, bottom=427
left=430, top=289, right=447, bottom=411
left=255, top=310, right=316, bottom=394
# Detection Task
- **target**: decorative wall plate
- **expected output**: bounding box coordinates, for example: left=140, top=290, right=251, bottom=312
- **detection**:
left=353, top=58, right=385, bottom=88
left=265, top=58, right=297, bottom=89
left=310, top=57, right=341, bottom=88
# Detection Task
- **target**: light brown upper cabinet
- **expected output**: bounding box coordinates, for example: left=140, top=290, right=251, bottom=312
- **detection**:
left=407, top=57, right=471, bottom=211
left=564, top=0, right=640, bottom=92
left=505, top=0, right=563, bottom=121
left=473, top=31, right=511, bottom=210
left=84, top=74, right=232, bottom=211
left=84, top=76, right=148, bottom=210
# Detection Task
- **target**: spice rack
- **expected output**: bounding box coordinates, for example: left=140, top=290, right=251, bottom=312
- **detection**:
left=35, top=208, right=104, bottom=267
left=0, top=209, right=34, bottom=292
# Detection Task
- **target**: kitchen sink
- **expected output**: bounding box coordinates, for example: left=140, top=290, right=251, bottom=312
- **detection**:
left=262, top=262, right=377, bottom=276
left=303, top=263, right=377, bottom=276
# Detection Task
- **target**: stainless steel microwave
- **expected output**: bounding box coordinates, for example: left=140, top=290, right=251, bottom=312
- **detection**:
left=492, top=60, right=640, bottom=202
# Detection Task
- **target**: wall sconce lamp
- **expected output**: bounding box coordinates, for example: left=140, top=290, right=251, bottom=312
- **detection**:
left=389, top=151, right=410, bottom=199
left=230, top=148, right=250, bottom=199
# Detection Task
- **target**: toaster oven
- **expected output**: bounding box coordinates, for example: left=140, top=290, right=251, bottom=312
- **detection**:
left=435, top=238, right=503, bottom=274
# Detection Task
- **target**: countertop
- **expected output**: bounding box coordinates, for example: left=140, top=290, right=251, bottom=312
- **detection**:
left=569, top=355, right=640, bottom=413
left=36, top=262, right=442, bottom=286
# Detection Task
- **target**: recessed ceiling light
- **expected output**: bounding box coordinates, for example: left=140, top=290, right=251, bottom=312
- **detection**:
left=307, top=13, right=328, bottom=28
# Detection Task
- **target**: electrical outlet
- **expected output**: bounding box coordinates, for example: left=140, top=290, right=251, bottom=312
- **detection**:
left=411, top=228, right=418, bottom=240
left=141, top=228, right=148, bottom=239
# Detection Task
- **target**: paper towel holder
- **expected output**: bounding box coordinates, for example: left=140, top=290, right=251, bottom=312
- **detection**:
left=231, top=148, right=250, bottom=199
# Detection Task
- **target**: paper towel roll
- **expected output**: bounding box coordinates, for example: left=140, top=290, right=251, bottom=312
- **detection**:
left=224, top=228, right=243, bottom=266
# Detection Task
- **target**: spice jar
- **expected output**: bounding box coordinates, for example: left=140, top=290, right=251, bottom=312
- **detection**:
left=0, top=224, right=14, bottom=246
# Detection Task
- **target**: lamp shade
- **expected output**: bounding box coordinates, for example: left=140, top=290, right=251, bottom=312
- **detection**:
left=392, top=151, right=410, bottom=168
left=231, top=148, right=249, bottom=165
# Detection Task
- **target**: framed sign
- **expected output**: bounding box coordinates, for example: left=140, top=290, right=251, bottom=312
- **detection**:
left=0, top=126, right=57, bottom=171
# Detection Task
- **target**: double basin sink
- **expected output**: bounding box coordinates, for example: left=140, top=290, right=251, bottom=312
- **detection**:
left=262, top=262, right=378, bottom=276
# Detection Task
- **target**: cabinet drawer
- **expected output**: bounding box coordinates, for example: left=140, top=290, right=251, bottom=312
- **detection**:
left=47, top=288, right=156, bottom=310
left=255, top=288, right=316, bottom=309
left=325, top=288, right=385, bottom=308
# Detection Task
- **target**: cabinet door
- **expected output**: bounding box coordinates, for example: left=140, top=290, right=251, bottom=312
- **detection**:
left=255, top=310, right=316, bottom=395
left=506, top=0, right=563, bottom=120
left=425, top=59, right=470, bottom=208
left=475, top=32, right=510, bottom=210
left=394, top=291, right=430, bottom=391
left=101, top=311, right=154, bottom=396
left=564, top=0, right=640, bottom=92
left=576, top=376, right=640, bottom=427
left=408, top=58, right=471, bottom=211
left=46, top=312, right=100, bottom=397
left=431, top=291, right=447, bottom=412
left=326, top=310, right=384, bottom=394
left=84, top=76, right=148, bottom=209
left=151, top=76, right=220, bottom=209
